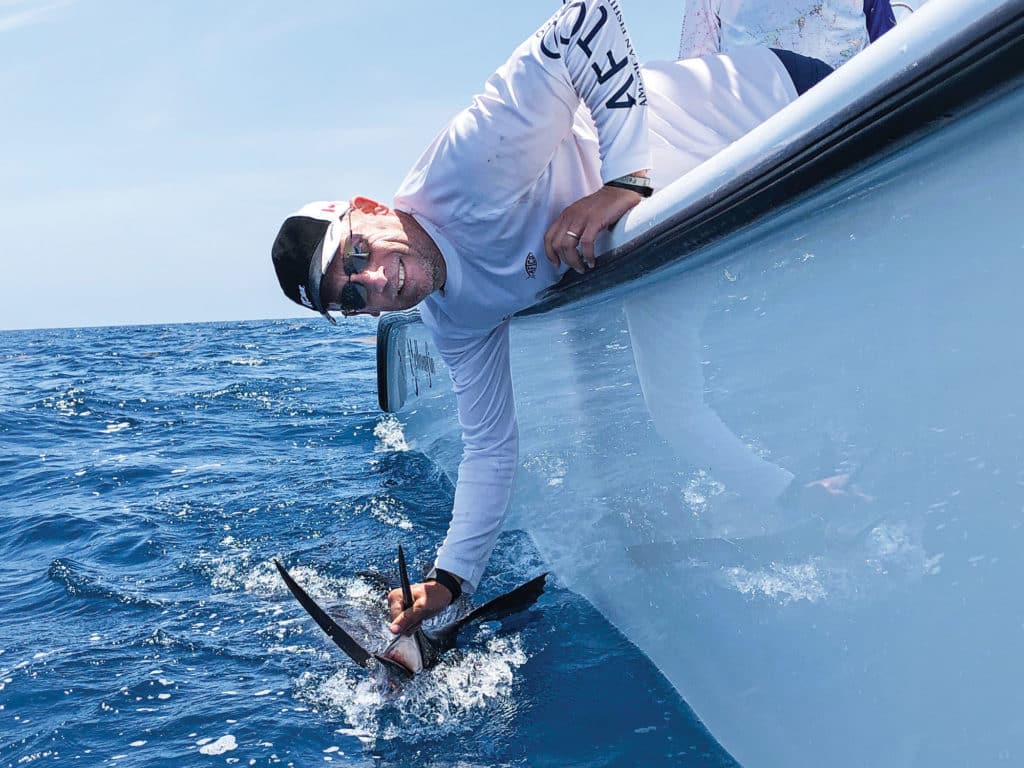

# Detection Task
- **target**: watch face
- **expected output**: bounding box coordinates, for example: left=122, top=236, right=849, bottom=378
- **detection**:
left=615, top=174, right=651, bottom=187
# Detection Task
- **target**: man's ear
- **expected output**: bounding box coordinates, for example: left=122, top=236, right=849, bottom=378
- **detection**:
left=352, top=196, right=390, bottom=216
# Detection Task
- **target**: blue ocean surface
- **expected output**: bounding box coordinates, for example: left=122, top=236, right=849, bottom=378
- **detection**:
left=0, top=319, right=735, bottom=768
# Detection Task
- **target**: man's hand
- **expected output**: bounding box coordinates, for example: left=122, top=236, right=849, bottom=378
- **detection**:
left=388, top=581, right=455, bottom=634
left=543, top=183, right=644, bottom=274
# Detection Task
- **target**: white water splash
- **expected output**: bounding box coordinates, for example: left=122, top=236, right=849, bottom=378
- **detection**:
left=298, top=635, right=528, bottom=745
left=352, top=496, right=414, bottom=531
left=374, top=415, right=409, bottom=452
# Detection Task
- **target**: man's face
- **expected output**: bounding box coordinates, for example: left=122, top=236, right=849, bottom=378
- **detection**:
left=319, top=207, right=439, bottom=316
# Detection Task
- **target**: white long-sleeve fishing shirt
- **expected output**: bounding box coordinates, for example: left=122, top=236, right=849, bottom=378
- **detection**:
left=393, top=0, right=797, bottom=590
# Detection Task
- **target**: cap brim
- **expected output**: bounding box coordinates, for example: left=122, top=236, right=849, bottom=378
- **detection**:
left=305, top=206, right=349, bottom=315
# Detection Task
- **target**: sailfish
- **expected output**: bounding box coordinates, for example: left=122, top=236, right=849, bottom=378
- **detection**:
left=274, top=546, right=547, bottom=679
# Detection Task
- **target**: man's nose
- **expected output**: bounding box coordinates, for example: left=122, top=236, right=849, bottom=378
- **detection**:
left=350, top=265, right=387, bottom=292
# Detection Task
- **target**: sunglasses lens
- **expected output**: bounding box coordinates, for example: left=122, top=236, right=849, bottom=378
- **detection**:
left=340, top=282, right=368, bottom=311
left=344, top=251, right=370, bottom=276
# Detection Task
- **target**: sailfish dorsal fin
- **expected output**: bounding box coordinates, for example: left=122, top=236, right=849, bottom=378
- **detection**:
left=397, top=544, right=414, bottom=611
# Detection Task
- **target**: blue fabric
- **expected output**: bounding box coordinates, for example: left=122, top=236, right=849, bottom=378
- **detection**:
left=770, top=48, right=835, bottom=96
left=864, top=0, right=897, bottom=42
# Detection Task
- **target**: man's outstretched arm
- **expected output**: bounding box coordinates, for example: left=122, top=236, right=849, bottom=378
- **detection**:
left=388, top=322, right=517, bottom=633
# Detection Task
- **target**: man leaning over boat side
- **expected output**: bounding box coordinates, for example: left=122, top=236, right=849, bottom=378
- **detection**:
left=270, top=0, right=834, bottom=633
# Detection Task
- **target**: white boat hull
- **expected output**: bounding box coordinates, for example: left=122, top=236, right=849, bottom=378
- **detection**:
left=377, top=2, right=1024, bottom=764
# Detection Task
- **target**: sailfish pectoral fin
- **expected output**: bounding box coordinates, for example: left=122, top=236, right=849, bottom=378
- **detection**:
left=451, top=573, right=549, bottom=633
left=273, top=559, right=373, bottom=669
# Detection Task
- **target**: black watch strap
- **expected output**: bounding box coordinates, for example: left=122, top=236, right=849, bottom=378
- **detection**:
left=605, top=175, right=654, bottom=197
left=425, top=567, right=462, bottom=603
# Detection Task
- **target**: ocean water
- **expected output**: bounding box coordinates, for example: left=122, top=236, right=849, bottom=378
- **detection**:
left=0, top=319, right=735, bottom=768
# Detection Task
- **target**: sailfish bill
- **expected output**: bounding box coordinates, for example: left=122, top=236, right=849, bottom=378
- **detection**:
left=274, top=548, right=547, bottom=678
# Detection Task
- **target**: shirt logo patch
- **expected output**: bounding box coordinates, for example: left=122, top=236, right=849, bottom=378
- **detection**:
left=524, top=252, right=537, bottom=279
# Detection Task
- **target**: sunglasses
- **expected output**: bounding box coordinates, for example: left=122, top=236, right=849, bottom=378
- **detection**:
left=322, top=209, right=371, bottom=322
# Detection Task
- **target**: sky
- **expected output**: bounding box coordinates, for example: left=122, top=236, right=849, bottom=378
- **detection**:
left=0, top=0, right=684, bottom=331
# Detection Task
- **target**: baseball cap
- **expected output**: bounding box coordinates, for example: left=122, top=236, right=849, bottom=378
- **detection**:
left=271, top=200, right=350, bottom=323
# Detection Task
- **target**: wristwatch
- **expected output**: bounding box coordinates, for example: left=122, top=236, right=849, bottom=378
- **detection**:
left=605, top=173, right=654, bottom=197
left=425, top=567, right=463, bottom=603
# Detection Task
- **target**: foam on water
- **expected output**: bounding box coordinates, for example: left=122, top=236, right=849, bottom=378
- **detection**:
left=197, top=734, right=238, bottom=755
left=373, top=415, right=409, bottom=453
left=298, top=634, right=528, bottom=745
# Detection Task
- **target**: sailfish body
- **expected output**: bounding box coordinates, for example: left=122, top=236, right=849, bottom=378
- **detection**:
left=274, top=547, right=547, bottom=679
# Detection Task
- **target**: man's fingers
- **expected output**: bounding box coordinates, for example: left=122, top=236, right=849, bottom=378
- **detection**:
left=565, top=229, right=599, bottom=273
left=546, top=226, right=580, bottom=270
left=562, top=250, right=584, bottom=274
left=389, top=607, right=419, bottom=635
left=386, top=581, right=452, bottom=634
left=543, top=221, right=563, bottom=267
left=578, top=228, right=597, bottom=269
left=387, top=587, right=406, bottom=621
left=544, top=218, right=593, bottom=273
left=558, top=230, right=586, bottom=274
left=545, top=183, right=644, bottom=273
left=387, top=587, right=424, bottom=633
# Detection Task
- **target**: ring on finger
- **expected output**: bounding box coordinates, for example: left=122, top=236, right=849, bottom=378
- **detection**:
left=565, top=230, right=580, bottom=239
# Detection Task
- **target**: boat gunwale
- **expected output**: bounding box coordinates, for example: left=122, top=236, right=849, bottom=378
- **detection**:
left=520, top=0, right=1024, bottom=315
